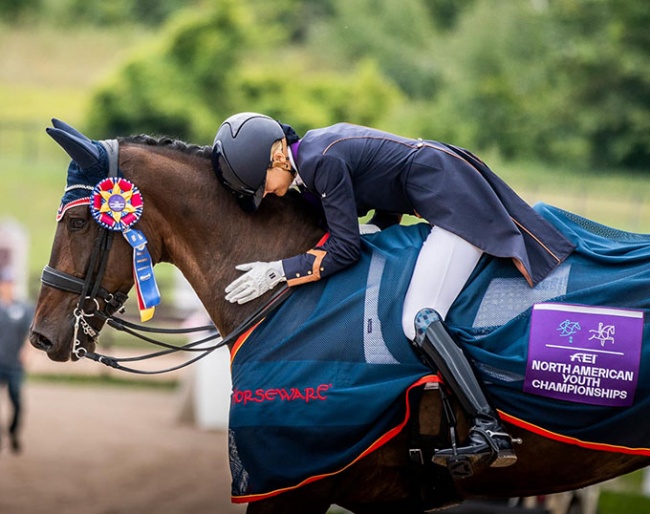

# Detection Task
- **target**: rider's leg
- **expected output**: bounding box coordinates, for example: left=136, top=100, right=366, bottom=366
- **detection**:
left=413, top=308, right=518, bottom=468
left=402, top=226, right=517, bottom=469
left=402, top=226, right=482, bottom=340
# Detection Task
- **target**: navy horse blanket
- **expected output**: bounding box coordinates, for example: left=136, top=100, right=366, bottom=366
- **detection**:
left=228, top=203, right=650, bottom=503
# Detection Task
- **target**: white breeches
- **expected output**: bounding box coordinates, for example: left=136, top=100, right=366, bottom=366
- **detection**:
left=402, top=226, right=483, bottom=340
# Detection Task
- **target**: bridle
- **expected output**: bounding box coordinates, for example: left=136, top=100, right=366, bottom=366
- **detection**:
left=41, top=227, right=126, bottom=360
left=40, top=139, right=292, bottom=374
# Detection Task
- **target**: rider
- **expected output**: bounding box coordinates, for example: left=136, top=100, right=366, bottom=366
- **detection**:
left=212, top=112, right=575, bottom=469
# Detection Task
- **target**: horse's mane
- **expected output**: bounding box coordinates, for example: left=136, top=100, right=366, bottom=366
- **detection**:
left=118, top=134, right=212, bottom=160
left=118, top=133, right=323, bottom=224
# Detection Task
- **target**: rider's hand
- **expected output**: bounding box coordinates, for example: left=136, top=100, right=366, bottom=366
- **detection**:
left=225, top=261, right=286, bottom=304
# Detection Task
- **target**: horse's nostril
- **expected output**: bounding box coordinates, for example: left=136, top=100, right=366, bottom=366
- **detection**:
left=30, top=332, right=53, bottom=352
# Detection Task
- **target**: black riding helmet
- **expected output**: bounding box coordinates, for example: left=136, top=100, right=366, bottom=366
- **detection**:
left=212, top=112, right=285, bottom=213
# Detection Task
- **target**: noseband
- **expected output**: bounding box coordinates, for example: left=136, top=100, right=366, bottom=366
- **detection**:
left=41, top=227, right=128, bottom=359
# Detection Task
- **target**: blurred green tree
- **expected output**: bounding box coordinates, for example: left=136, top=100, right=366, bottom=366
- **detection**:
left=86, top=0, right=402, bottom=143
left=42, top=0, right=648, bottom=169
left=308, top=0, right=442, bottom=99
left=65, top=0, right=197, bottom=26
left=547, top=0, right=650, bottom=168
left=0, top=0, right=41, bottom=21
left=86, top=1, right=251, bottom=140
left=417, top=0, right=650, bottom=169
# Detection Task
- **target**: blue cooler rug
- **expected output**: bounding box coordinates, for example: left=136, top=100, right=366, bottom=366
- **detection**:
left=229, top=204, right=650, bottom=503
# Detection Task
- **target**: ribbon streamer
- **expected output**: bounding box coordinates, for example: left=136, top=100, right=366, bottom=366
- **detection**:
left=124, top=229, right=161, bottom=322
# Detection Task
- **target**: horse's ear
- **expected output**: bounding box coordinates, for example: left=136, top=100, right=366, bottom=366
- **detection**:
left=51, top=118, right=92, bottom=143
left=46, top=126, right=100, bottom=169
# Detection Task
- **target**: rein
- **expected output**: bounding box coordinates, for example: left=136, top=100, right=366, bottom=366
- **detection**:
left=41, top=251, right=293, bottom=374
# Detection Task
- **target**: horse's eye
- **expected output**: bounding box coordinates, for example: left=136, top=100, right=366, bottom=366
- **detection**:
left=68, top=218, right=87, bottom=231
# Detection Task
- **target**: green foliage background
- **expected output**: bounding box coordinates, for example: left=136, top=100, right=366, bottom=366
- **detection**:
left=8, top=0, right=643, bottom=168
left=1, top=0, right=650, bottom=283
left=78, top=0, right=650, bottom=169
left=85, top=0, right=403, bottom=144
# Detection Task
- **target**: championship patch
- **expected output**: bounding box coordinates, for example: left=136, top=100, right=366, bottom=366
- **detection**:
left=524, top=303, right=643, bottom=407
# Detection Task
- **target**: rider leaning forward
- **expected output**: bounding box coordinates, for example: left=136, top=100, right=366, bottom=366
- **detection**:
left=211, top=113, right=575, bottom=470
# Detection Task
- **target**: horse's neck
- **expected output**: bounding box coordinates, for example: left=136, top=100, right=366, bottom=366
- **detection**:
left=176, top=199, right=323, bottom=336
left=128, top=146, right=323, bottom=336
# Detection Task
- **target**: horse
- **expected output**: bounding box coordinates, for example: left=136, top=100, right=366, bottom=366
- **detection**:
left=29, top=120, right=650, bottom=514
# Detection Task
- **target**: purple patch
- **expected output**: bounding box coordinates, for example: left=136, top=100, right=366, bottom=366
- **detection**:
left=524, top=303, right=643, bottom=407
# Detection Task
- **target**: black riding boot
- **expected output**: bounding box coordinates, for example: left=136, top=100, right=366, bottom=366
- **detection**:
left=411, top=308, right=519, bottom=470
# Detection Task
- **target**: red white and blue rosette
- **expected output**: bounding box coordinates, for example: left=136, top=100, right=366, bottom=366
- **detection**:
left=90, top=178, right=143, bottom=231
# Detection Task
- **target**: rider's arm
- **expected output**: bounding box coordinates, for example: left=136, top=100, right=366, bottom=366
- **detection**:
left=282, top=156, right=361, bottom=286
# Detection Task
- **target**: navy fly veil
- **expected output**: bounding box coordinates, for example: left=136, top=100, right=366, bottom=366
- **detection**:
left=229, top=204, right=650, bottom=502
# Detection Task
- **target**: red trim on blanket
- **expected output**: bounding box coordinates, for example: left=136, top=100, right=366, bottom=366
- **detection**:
left=229, top=321, right=263, bottom=364
left=499, top=410, right=650, bottom=457
left=229, top=235, right=328, bottom=364
left=231, top=374, right=441, bottom=504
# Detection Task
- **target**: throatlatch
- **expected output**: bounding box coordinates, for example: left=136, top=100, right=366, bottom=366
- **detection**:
left=411, top=308, right=521, bottom=477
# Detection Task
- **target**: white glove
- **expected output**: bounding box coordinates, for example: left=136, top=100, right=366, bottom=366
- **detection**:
left=359, top=223, right=380, bottom=235
left=225, top=261, right=286, bottom=304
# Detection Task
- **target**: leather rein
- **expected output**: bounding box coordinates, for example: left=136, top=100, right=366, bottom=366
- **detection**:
left=41, top=140, right=292, bottom=374
left=41, top=257, right=291, bottom=374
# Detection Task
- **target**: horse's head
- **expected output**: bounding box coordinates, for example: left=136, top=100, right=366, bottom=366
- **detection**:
left=30, top=120, right=138, bottom=361
left=30, top=119, right=327, bottom=362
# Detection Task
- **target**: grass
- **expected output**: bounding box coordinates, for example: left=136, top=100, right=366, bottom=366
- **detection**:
left=28, top=372, right=177, bottom=390
left=0, top=21, right=154, bottom=289
left=494, top=158, right=650, bottom=233
left=599, top=489, right=650, bottom=514
left=0, top=23, right=150, bottom=118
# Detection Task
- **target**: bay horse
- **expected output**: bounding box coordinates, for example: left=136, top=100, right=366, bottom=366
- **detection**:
left=29, top=121, right=649, bottom=514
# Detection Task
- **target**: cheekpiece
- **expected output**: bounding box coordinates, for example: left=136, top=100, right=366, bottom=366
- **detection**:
left=90, top=178, right=143, bottom=231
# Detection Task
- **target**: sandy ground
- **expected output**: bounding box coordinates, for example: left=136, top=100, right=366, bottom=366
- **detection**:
left=0, top=348, right=634, bottom=514
left=0, top=377, right=246, bottom=514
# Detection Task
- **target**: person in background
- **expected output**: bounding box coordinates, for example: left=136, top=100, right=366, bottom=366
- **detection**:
left=0, top=269, right=34, bottom=454
left=211, top=113, right=575, bottom=469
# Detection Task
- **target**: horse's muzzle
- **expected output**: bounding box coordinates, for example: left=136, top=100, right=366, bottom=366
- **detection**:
left=29, top=329, right=52, bottom=353
left=29, top=326, right=81, bottom=362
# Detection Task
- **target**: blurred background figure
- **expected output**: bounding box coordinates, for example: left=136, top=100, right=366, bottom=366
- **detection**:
left=0, top=262, right=34, bottom=454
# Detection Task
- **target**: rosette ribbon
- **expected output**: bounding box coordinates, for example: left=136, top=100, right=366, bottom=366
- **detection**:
left=123, top=229, right=161, bottom=322
left=90, top=177, right=160, bottom=321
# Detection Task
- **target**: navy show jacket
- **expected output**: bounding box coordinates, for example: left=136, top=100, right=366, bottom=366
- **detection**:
left=282, top=123, right=575, bottom=288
